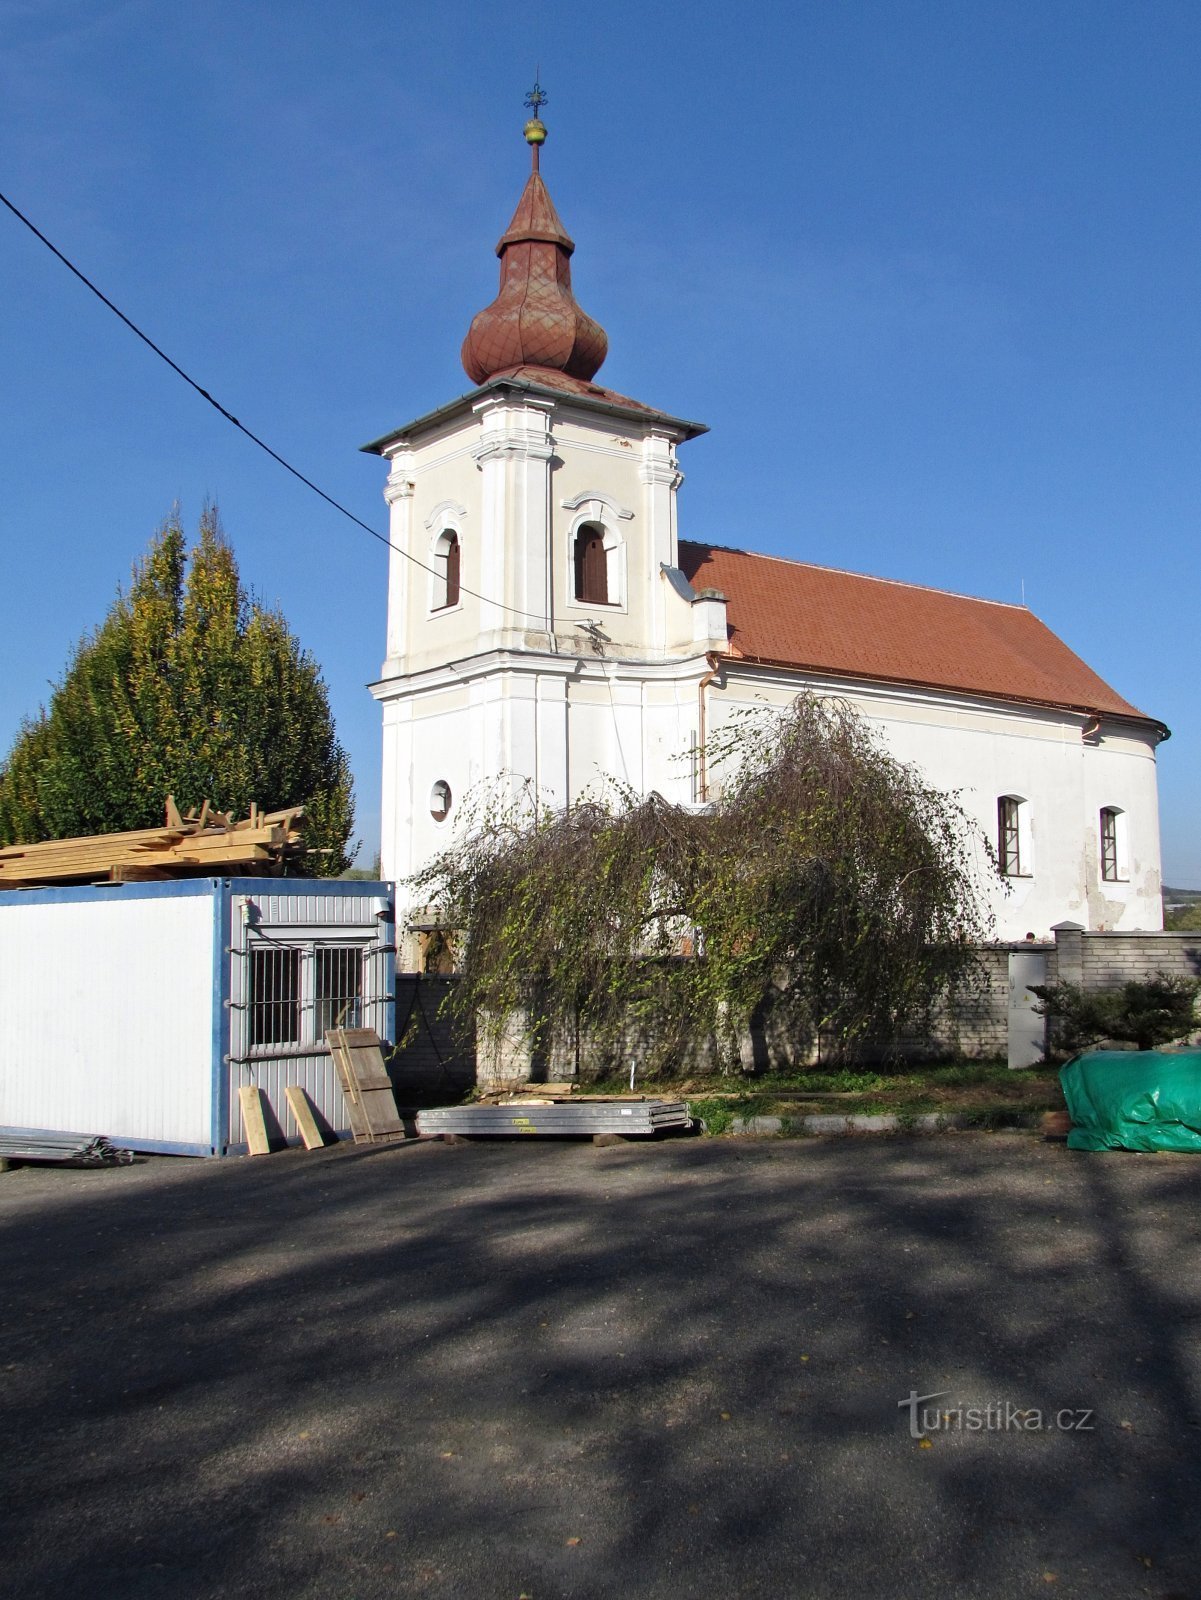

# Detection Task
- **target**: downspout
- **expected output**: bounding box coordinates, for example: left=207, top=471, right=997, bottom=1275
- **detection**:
left=697, top=652, right=721, bottom=803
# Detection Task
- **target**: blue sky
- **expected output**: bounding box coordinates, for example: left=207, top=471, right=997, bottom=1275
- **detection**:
left=2, top=1, right=1198, bottom=882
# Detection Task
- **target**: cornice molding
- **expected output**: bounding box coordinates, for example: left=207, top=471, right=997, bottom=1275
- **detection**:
left=423, top=498, right=468, bottom=532
left=368, top=646, right=724, bottom=702
left=384, top=473, right=415, bottom=504
left=471, top=435, right=557, bottom=466
left=639, top=459, right=684, bottom=489
left=560, top=490, right=635, bottom=522
left=712, top=657, right=1133, bottom=735
left=471, top=392, right=556, bottom=419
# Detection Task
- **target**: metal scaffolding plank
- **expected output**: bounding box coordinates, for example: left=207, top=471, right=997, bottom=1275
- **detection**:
left=416, top=1100, right=691, bottom=1138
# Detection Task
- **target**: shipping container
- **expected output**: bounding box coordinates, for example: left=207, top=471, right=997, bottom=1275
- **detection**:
left=0, top=877, right=395, bottom=1156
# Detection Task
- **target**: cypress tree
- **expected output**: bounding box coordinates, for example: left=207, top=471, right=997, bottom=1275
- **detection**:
left=0, top=508, right=355, bottom=873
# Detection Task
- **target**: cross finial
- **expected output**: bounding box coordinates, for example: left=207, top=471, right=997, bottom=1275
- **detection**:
left=523, top=75, right=548, bottom=171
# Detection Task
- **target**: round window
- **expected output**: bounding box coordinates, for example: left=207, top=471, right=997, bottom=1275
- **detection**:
left=430, top=780, right=452, bottom=822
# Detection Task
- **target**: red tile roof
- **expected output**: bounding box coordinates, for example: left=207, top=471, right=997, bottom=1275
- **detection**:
left=486, top=364, right=660, bottom=414
left=678, top=540, right=1157, bottom=726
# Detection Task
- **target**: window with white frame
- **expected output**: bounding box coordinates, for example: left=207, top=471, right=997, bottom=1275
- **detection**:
left=997, top=795, right=1031, bottom=877
left=1100, top=807, right=1127, bottom=882
left=560, top=488, right=637, bottom=613
left=248, top=941, right=366, bottom=1050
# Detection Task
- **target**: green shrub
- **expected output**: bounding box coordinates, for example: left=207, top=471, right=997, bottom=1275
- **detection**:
left=1031, top=973, right=1200, bottom=1054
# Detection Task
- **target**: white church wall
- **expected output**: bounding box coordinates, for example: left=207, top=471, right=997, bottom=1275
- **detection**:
left=701, top=668, right=1162, bottom=938
left=1080, top=730, right=1163, bottom=930
left=378, top=655, right=700, bottom=890
left=381, top=644, right=1161, bottom=941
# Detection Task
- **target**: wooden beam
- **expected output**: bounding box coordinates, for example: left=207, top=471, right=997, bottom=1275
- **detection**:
left=285, top=1086, right=329, bottom=1151
left=0, top=800, right=307, bottom=888
left=239, top=1086, right=274, bottom=1156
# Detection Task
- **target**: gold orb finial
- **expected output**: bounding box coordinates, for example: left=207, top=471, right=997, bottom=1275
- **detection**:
left=523, top=78, right=548, bottom=167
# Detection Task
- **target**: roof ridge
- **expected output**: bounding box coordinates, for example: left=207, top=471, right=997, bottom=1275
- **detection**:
left=678, top=538, right=1029, bottom=613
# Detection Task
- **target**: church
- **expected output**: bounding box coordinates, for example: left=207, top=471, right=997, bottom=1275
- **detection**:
left=365, top=106, right=1167, bottom=944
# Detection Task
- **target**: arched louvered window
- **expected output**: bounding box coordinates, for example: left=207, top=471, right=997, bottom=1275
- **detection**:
left=434, top=530, right=460, bottom=610
left=574, top=523, right=608, bottom=605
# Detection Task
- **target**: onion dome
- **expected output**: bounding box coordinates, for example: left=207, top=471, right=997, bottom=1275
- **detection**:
left=461, top=107, right=608, bottom=386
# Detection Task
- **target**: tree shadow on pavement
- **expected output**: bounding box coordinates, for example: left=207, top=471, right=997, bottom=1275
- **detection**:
left=0, top=1134, right=1198, bottom=1599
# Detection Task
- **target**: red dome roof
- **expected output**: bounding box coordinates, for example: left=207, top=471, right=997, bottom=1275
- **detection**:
left=461, top=164, right=608, bottom=386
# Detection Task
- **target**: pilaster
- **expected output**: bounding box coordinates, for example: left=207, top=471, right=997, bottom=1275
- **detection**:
left=381, top=454, right=415, bottom=674
left=640, top=434, right=684, bottom=652
left=472, top=395, right=556, bottom=642
left=1051, top=922, right=1085, bottom=986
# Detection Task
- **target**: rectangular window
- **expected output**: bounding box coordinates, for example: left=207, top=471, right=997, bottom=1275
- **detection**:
left=998, top=797, right=1022, bottom=877
left=249, top=945, right=302, bottom=1047
left=1100, top=809, right=1119, bottom=881
left=315, top=946, right=363, bottom=1037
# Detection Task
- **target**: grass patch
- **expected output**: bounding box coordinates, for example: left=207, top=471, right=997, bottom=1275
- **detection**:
left=688, top=1097, right=736, bottom=1136
left=593, top=1059, right=1064, bottom=1130
left=688, top=1093, right=773, bottom=1134
left=502, top=1060, right=1064, bottom=1134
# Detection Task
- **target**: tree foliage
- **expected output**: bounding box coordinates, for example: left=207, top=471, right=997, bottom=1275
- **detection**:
left=0, top=508, right=355, bottom=872
left=1031, top=974, right=1200, bottom=1054
left=413, top=695, right=997, bottom=1072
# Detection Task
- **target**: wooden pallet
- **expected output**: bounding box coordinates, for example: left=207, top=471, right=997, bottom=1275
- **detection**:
left=325, top=1027, right=406, bottom=1144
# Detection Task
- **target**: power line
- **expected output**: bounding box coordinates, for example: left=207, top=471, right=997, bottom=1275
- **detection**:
left=0, top=187, right=549, bottom=624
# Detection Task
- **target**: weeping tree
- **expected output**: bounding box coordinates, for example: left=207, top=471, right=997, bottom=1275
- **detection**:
left=413, top=695, right=998, bottom=1073
left=0, top=507, right=355, bottom=872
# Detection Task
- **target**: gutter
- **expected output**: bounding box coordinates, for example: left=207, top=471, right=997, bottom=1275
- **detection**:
left=720, top=653, right=1171, bottom=744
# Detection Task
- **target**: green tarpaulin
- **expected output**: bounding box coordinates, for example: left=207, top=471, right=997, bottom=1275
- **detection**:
left=1059, top=1050, right=1201, bottom=1152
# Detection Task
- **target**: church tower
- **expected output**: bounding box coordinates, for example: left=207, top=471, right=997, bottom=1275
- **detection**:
left=365, top=95, right=721, bottom=894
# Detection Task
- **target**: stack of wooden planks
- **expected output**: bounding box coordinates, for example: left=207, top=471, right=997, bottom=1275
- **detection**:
left=0, top=798, right=307, bottom=888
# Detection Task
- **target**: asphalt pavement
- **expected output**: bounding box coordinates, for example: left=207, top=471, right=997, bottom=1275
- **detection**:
left=1, top=1132, right=1199, bottom=1599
